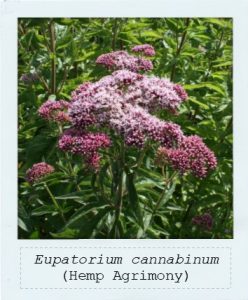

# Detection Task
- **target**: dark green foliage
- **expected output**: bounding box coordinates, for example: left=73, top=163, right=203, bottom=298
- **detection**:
left=18, top=18, right=232, bottom=239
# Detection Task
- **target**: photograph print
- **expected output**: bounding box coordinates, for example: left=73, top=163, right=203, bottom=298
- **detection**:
left=18, top=18, right=233, bottom=239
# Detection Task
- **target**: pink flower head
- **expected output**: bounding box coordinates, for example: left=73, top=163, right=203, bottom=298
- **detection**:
left=112, top=70, right=144, bottom=85
left=69, top=101, right=97, bottom=128
left=69, top=72, right=187, bottom=128
left=69, top=46, right=203, bottom=160
left=69, top=71, right=185, bottom=149
left=26, top=162, right=54, bottom=184
left=96, top=50, right=153, bottom=72
left=131, top=44, right=156, bottom=56
left=58, top=128, right=111, bottom=169
left=71, top=82, right=92, bottom=102
left=58, top=128, right=111, bottom=154
left=111, top=105, right=184, bottom=148
left=144, top=117, right=184, bottom=147
left=126, top=76, right=188, bottom=112
left=86, top=152, right=101, bottom=170
left=173, top=84, right=188, bottom=101
left=192, top=213, right=213, bottom=231
left=38, top=100, right=70, bottom=123
left=157, top=135, right=217, bottom=178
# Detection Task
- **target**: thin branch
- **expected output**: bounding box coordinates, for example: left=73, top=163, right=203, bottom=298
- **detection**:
left=57, top=65, right=70, bottom=95
left=112, top=19, right=118, bottom=51
left=170, top=18, right=191, bottom=81
left=44, top=183, right=66, bottom=223
left=36, top=72, right=50, bottom=93
left=49, top=20, right=56, bottom=94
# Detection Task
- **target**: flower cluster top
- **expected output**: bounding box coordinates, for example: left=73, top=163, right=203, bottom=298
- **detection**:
left=26, top=162, right=54, bottom=184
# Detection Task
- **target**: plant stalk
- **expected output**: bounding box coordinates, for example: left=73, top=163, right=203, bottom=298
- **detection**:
left=44, top=182, right=66, bottom=223
left=152, top=171, right=178, bottom=216
left=49, top=20, right=56, bottom=94
left=170, top=18, right=190, bottom=81
left=178, top=199, right=195, bottom=238
left=57, top=124, right=81, bottom=191
left=112, top=141, right=125, bottom=238
left=112, top=19, right=118, bottom=51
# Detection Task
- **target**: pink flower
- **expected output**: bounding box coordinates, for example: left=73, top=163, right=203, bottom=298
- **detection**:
left=69, top=101, right=97, bottom=128
left=26, top=162, right=54, bottom=184
left=58, top=128, right=110, bottom=154
left=118, top=105, right=184, bottom=148
left=131, top=44, right=156, bottom=56
left=192, top=213, right=213, bottom=231
left=38, top=100, right=70, bottom=122
left=112, top=70, right=144, bottom=85
left=86, top=152, right=101, bottom=170
left=66, top=45, right=215, bottom=179
left=71, top=82, right=92, bottom=102
left=96, top=50, right=153, bottom=72
left=58, top=128, right=111, bottom=170
left=69, top=69, right=187, bottom=149
left=126, top=76, right=188, bottom=112
left=156, top=135, right=217, bottom=178
left=173, top=84, right=188, bottom=101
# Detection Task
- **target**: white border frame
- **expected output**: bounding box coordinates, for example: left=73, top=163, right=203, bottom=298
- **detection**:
left=1, top=0, right=248, bottom=299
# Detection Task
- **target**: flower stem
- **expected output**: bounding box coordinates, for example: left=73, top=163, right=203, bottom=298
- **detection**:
left=57, top=124, right=81, bottom=191
left=152, top=171, right=178, bottom=216
left=43, top=182, right=66, bottom=223
left=111, top=141, right=125, bottom=238
left=178, top=199, right=195, bottom=238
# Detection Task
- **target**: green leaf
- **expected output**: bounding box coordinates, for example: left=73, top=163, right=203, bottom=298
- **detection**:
left=18, top=218, right=29, bottom=232
left=205, top=18, right=232, bottom=29
left=55, top=18, right=75, bottom=26
left=55, top=190, right=93, bottom=200
left=31, top=205, right=57, bottom=216
left=50, top=228, right=79, bottom=239
left=26, top=135, right=57, bottom=166
left=189, top=97, right=209, bottom=109
left=213, top=61, right=232, bottom=68
left=62, top=202, right=111, bottom=230
left=157, top=182, right=177, bottom=210
left=166, top=204, right=184, bottom=211
left=184, top=82, right=226, bottom=96
left=141, top=31, right=162, bottom=39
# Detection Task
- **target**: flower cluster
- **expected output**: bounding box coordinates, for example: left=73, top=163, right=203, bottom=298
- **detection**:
left=192, top=213, right=213, bottom=231
left=36, top=44, right=216, bottom=175
left=26, top=162, right=54, bottom=184
left=156, top=136, right=217, bottom=178
left=117, top=106, right=184, bottom=148
left=58, top=128, right=111, bottom=169
left=131, top=44, right=156, bottom=56
left=69, top=66, right=187, bottom=150
left=96, top=50, right=153, bottom=72
left=38, top=99, right=70, bottom=123
left=126, top=75, right=188, bottom=113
